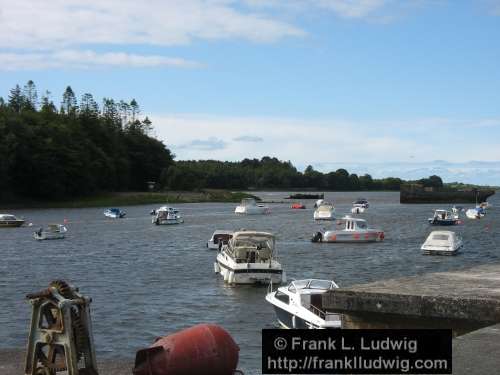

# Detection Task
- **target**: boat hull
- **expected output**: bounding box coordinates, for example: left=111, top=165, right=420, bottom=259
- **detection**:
left=34, top=233, right=65, bottom=240
left=234, top=206, right=270, bottom=215
left=319, top=230, right=384, bottom=243
left=215, top=259, right=284, bottom=285
left=0, top=220, right=25, bottom=228
left=428, top=219, right=459, bottom=226
left=153, top=218, right=183, bottom=225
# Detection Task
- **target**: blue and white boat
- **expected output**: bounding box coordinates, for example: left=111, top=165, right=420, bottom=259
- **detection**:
left=266, top=279, right=342, bottom=329
left=104, top=208, right=126, bottom=219
left=428, top=209, right=460, bottom=226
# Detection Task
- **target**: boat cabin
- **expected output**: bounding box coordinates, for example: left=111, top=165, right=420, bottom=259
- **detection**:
left=275, top=279, right=338, bottom=319
left=336, top=216, right=368, bottom=231
left=227, top=231, right=275, bottom=264
left=432, top=210, right=454, bottom=220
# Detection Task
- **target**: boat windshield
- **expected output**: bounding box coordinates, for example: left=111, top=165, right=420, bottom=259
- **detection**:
left=432, top=234, right=450, bottom=241
left=109, top=208, right=120, bottom=213
left=288, top=279, right=334, bottom=292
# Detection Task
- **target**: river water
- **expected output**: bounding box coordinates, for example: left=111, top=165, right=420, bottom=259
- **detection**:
left=1, top=191, right=498, bottom=373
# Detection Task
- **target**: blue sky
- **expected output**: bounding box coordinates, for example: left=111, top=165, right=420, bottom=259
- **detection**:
left=1, top=0, right=500, bottom=183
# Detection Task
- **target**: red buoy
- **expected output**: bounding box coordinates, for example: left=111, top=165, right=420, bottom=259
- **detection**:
left=133, top=324, right=240, bottom=375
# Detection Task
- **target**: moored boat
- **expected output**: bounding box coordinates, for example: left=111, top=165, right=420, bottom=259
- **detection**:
left=313, top=202, right=335, bottom=221
left=465, top=207, right=485, bottom=219
left=34, top=224, right=67, bottom=240
left=291, top=203, right=306, bottom=209
left=207, top=230, right=233, bottom=249
left=421, top=230, right=462, bottom=255
left=266, top=279, right=341, bottom=329
left=104, top=208, right=126, bottom=218
left=214, top=231, right=285, bottom=285
left=152, top=206, right=184, bottom=225
left=0, top=214, right=25, bottom=228
left=234, top=198, right=270, bottom=215
left=353, top=198, right=369, bottom=208
left=428, top=209, right=460, bottom=225
left=311, top=215, right=384, bottom=243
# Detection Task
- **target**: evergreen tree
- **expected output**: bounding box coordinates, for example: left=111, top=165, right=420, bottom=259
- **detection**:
left=61, top=86, right=77, bottom=114
left=22, top=80, right=38, bottom=110
left=8, top=85, right=23, bottom=113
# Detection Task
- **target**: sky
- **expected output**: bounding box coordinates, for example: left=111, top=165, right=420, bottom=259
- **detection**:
left=1, top=0, right=500, bottom=184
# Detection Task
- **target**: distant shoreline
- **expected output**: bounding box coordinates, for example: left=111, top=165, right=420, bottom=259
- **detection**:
left=0, top=190, right=257, bottom=209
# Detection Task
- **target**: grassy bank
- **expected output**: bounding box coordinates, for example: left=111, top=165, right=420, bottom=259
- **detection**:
left=0, top=190, right=257, bottom=209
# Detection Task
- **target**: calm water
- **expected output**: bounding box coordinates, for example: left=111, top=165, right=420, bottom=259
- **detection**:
left=1, top=191, right=499, bottom=373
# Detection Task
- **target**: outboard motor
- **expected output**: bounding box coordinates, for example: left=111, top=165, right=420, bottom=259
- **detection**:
left=311, top=231, right=323, bottom=243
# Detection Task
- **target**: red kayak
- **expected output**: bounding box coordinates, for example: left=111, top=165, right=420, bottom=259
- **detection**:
left=291, top=203, right=306, bottom=209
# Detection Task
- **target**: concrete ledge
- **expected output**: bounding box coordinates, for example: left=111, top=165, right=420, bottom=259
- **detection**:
left=324, top=264, right=500, bottom=323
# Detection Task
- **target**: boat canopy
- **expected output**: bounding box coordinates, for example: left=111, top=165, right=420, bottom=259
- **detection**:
left=231, top=231, right=275, bottom=248
left=422, top=231, right=459, bottom=248
left=0, top=214, right=18, bottom=220
left=108, top=208, right=121, bottom=213
left=317, top=203, right=334, bottom=211
left=337, top=216, right=368, bottom=229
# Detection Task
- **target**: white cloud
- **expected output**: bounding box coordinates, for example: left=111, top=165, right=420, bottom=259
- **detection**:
left=149, top=114, right=500, bottom=167
left=312, top=0, right=388, bottom=18
left=233, top=135, right=264, bottom=142
left=0, top=0, right=305, bottom=50
left=0, top=50, right=200, bottom=70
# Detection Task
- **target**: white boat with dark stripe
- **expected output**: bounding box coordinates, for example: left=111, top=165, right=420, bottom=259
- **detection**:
left=214, top=231, right=285, bottom=285
left=266, top=279, right=342, bottom=329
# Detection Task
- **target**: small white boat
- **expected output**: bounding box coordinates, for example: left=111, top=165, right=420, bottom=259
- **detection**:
left=421, top=230, right=462, bottom=255
left=353, top=198, right=369, bottom=209
left=266, top=279, right=342, bottom=329
left=0, top=214, right=25, bottom=228
left=104, top=208, right=126, bottom=218
left=214, top=231, right=285, bottom=285
left=428, top=209, right=460, bottom=226
left=34, top=224, right=67, bottom=240
left=207, top=230, right=233, bottom=250
left=311, top=215, right=384, bottom=243
left=313, top=202, right=335, bottom=221
left=234, top=198, right=270, bottom=215
left=152, top=206, right=184, bottom=225
left=465, top=207, right=485, bottom=220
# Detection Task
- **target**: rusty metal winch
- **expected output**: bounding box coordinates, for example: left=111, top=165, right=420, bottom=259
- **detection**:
left=24, top=280, right=99, bottom=375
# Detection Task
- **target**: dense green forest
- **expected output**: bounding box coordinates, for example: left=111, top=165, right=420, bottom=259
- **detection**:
left=1, top=81, right=445, bottom=201
left=163, top=158, right=443, bottom=191
left=0, top=81, right=173, bottom=200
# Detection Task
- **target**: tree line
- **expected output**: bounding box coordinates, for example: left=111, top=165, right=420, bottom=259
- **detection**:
left=161, top=157, right=443, bottom=192
left=0, top=81, right=173, bottom=200
left=1, top=81, right=444, bottom=200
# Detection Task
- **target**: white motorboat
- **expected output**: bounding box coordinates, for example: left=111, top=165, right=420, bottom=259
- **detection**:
left=234, top=198, right=270, bottom=215
left=34, top=224, right=67, bottom=240
left=207, top=230, right=233, bottom=250
left=465, top=207, right=485, bottom=220
left=104, top=208, right=126, bottom=218
left=152, top=206, right=184, bottom=225
left=266, top=279, right=342, bottom=329
left=313, top=202, right=335, bottom=221
left=311, top=215, right=384, bottom=243
left=421, top=230, right=462, bottom=255
left=353, top=198, right=369, bottom=209
left=214, top=231, right=285, bottom=285
left=428, top=209, right=460, bottom=226
left=0, top=214, right=25, bottom=228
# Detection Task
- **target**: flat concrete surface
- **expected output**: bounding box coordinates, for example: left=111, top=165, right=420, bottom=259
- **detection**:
left=0, top=349, right=133, bottom=375
left=324, top=263, right=500, bottom=322
left=452, top=323, right=500, bottom=374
